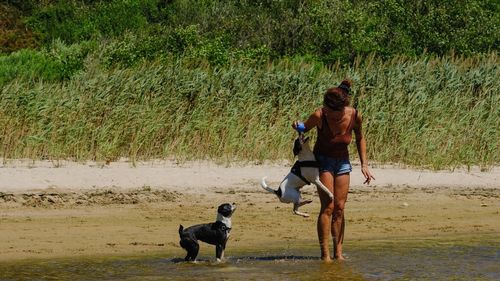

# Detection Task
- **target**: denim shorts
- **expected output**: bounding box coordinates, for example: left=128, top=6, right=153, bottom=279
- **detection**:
left=315, top=154, right=352, bottom=175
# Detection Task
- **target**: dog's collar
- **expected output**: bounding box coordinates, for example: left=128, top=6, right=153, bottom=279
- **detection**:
left=215, top=220, right=232, bottom=232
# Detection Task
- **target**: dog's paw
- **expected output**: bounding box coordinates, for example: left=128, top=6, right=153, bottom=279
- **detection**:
left=293, top=210, right=310, bottom=218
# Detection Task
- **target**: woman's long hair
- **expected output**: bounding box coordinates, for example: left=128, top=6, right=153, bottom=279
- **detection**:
left=323, top=79, right=352, bottom=111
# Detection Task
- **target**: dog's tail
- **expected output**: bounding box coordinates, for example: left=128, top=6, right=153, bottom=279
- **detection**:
left=260, top=177, right=279, bottom=196
left=178, top=224, right=184, bottom=236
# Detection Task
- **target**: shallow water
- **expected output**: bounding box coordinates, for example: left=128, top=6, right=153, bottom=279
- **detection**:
left=1, top=237, right=498, bottom=280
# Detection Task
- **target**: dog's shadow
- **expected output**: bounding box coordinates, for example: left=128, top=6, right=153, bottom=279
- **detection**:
left=170, top=255, right=318, bottom=264
left=170, top=257, right=222, bottom=264
left=240, top=255, right=318, bottom=261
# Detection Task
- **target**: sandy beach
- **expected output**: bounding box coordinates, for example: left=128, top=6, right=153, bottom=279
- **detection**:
left=0, top=160, right=499, bottom=262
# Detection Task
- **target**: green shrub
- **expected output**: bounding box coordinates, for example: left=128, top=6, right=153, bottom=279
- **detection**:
left=25, top=0, right=154, bottom=44
left=101, top=25, right=270, bottom=67
left=0, top=40, right=94, bottom=86
left=0, top=49, right=56, bottom=85
left=10, top=0, right=499, bottom=63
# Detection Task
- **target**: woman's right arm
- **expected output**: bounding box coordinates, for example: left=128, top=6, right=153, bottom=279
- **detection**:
left=292, top=109, right=321, bottom=132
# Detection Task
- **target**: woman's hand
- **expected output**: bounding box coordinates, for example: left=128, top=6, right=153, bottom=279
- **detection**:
left=292, top=121, right=300, bottom=130
left=361, top=165, right=375, bottom=184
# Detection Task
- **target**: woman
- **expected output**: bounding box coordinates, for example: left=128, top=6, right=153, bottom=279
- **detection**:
left=293, top=79, right=375, bottom=261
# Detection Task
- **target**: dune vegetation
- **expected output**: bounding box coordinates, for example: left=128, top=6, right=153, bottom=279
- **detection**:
left=1, top=0, right=498, bottom=169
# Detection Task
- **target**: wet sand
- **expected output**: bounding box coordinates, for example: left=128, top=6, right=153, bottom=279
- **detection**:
left=0, top=160, right=499, bottom=262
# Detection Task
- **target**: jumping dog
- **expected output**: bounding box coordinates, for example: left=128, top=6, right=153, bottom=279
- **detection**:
left=260, top=134, right=334, bottom=217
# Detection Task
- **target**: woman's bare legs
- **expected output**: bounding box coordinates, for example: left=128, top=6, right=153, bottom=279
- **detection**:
left=317, top=171, right=350, bottom=261
left=317, top=171, right=334, bottom=262
left=332, top=173, right=350, bottom=260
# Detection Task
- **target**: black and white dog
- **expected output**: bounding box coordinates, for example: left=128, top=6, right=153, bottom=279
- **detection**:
left=260, top=134, right=334, bottom=217
left=178, top=203, right=236, bottom=262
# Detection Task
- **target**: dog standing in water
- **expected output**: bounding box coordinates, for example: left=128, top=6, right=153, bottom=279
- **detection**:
left=178, top=203, right=237, bottom=262
left=260, top=132, right=333, bottom=217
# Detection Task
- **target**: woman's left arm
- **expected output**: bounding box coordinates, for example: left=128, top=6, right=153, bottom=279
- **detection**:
left=353, top=111, right=375, bottom=184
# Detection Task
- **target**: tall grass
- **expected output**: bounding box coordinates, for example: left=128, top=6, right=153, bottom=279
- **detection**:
left=354, top=53, right=499, bottom=169
left=1, top=53, right=498, bottom=169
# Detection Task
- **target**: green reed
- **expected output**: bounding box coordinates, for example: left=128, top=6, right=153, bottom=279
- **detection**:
left=1, top=53, right=498, bottom=169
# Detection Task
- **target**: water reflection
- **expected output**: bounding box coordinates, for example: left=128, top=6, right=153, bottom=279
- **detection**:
left=1, top=237, right=498, bottom=280
left=169, top=255, right=366, bottom=281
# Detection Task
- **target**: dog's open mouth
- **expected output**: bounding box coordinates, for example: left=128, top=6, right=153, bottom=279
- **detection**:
left=229, top=203, right=237, bottom=216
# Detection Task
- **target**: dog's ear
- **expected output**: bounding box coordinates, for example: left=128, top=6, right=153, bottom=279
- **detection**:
left=293, top=138, right=302, bottom=156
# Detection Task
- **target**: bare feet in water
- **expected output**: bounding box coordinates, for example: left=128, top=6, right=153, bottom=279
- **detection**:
left=321, top=256, right=333, bottom=263
left=335, top=254, right=346, bottom=261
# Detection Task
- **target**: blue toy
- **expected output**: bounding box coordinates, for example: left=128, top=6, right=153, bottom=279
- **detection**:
left=296, top=122, right=306, bottom=133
